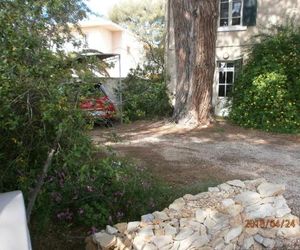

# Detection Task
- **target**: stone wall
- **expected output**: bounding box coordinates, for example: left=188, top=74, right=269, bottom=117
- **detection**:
left=85, top=179, right=300, bottom=250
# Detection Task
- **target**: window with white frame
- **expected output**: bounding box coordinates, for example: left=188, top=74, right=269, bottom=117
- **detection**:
left=220, top=0, right=243, bottom=27
left=218, top=62, right=235, bottom=97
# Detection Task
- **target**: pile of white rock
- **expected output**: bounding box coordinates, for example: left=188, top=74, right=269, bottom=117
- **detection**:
left=85, top=179, right=300, bottom=250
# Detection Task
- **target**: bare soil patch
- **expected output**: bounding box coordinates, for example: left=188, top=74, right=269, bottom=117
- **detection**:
left=91, top=120, right=300, bottom=216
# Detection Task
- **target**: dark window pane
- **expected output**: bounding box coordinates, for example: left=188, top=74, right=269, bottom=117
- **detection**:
left=220, top=3, right=229, bottom=18
left=226, top=85, right=233, bottom=96
left=220, top=19, right=229, bottom=26
left=227, top=62, right=234, bottom=68
left=219, top=72, right=226, bottom=83
left=232, top=18, right=241, bottom=25
left=219, top=85, right=225, bottom=97
left=227, top=72, right=233, bottom=83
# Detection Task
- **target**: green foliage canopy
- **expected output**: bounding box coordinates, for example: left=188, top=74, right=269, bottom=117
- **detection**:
left=109, top=0, right=165, bottom=46
left=109, top=0, right=166, bottom=77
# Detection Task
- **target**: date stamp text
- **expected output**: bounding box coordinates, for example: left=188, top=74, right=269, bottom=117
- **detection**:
left=245, top=219, right=297, bottom=228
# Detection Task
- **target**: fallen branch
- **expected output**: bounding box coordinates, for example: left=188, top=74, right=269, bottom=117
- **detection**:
left=26, top=131, right=61, bottom=223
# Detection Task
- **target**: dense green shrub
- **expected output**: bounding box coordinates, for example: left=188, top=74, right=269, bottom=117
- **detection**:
left=121, top=69, right=173, bottom=122
left=41, top=157, right=173, bottom=228
left=230, top=26, right=300, bottom=133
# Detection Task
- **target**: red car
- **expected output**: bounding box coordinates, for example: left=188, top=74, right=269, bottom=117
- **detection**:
left=79, top=84, right=116, bottom=125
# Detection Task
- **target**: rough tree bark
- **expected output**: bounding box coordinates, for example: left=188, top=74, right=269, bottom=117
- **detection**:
left=170, top=0, right=219, bottom=125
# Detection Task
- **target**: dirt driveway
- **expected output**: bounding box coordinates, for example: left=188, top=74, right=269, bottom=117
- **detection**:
left=91, top=120, right=300, bottom=216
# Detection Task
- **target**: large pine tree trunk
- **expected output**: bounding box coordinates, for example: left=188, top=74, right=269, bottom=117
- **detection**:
left=171, top=0, right=218, bottom=125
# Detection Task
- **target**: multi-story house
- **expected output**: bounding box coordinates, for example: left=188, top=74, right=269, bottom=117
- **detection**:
left=65, top=17, right=144, bottom=78
left=166, top=0, right=300, bottom=116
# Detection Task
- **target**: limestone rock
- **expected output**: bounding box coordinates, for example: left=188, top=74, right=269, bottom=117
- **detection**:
left=276, top=205, right=291, bottom=218
left=174, top=228, right=194, bottom=241
left=245, top=203, right=274, bottom=219
left=215, top=242, right=225, bottom=250
left=273, top=196, right=291, bottom=217
left=154, top=228, right=164, bottom=236
left=183, top=194, right=197, bottom=201
left=261, top=196, right=275, bottom=204
left=226, top=204, right=243, bottom=217
left=204, top=216, right=217, bottom=232
left=224, top=226, right=243, bottom=243
left=254, top=234, right=264, bottom=244
left=245, top=227, right=259, bottom=236
left=262, top=238, right=275, bottom=248
left=237, top=232, right=245, bottom=246
left=195, top=209, right=207, bottom=223
left=169, top=198, right=185, bottom=211
left=93, top=232, right=117, bottom=248
left=229, top=215, right=242, bottom=227
left=153, top=211, right=169, bottom=221
left=151, top=235, right=173, bottom=248
left=179, top=218, right=189, bottom=227
left=127, top=221, right=140, bottom=232
left=243, top=236, right=254, bottom=249
left=192, top=234, right=209, bottom=248
left=257, top=182, right=285, bottom=198
left=164, top=224, right=177, bottom=236
left=188, top=220, right=204, bottom=232
left=142, top=213, right=155, bottom=223
left=227, top=180, right=246, bottom=188
left=178, top=232, right=199, bottom=250
left=208, top=187, right=220, bottom=192
left=258, top=228, right=277, bottom=238
left=106, top=225, right=118, bottom=235
left=115, top=237, right=127, bottom=249
left=143, top=243, right=157, bottom=250
left=133, top=236, right=146, bottom=250
left=224, top=243, right=235, bottom=250
left=170, top=241, right=180, bottom=250
left=137, top=226, right=154, bottom=240
left=253, top=241, right=263, bottom=250
left=274, top=195, right=286, bottom=208
left=114, top=223, right=128, bottom=234
left=222, top=199, right=235, bottom=208
left=235, top=191, right=261, bottom=206
left=244, top=178, right=266, bottom=188
left=219, top=183, right=233, bottom=192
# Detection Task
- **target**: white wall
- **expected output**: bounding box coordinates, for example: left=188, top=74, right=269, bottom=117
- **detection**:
left=66, top=22, right=144, bottom=78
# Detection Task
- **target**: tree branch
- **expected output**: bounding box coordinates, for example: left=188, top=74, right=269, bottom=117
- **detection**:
left=26, top=131, right=61, bottom=223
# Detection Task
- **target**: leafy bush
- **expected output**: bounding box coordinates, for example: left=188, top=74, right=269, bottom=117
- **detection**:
left=230, top=26, right=300, bottom=133
left=121, top=69, right=173, bottom=122
left=40, top=157, right=173, bottom=228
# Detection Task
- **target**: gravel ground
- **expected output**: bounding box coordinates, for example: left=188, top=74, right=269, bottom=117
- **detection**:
left=91, top=120, right=300, bottom=217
